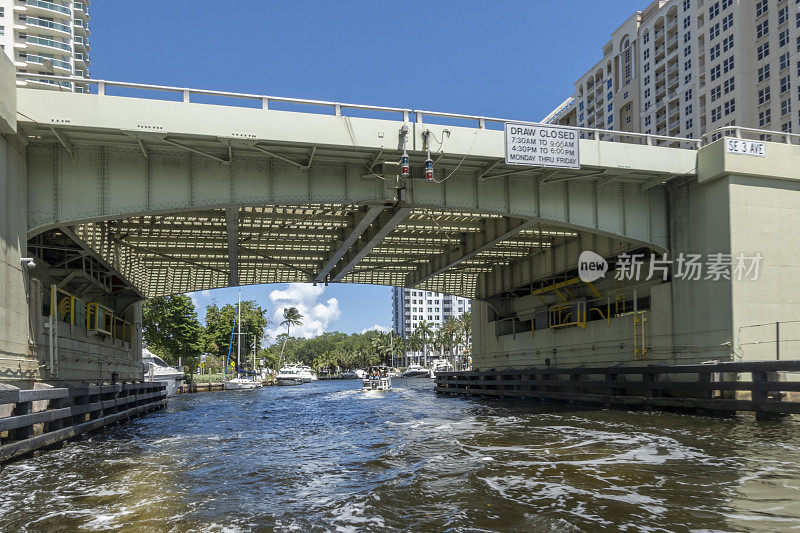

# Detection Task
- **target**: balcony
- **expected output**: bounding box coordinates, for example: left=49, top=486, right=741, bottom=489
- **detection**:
left=24, top=53, right=71, bottom=72
left=73, top=17, right=89, bottom=35
left=25, top=35, right=71, bottom=52
left=24, top=0, right=71, bottom=16
left=23, top=16, right=71, bottom=34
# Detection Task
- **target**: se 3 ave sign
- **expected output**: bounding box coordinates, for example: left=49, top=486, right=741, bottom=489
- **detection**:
left=504, top=123, right=580, bottom=169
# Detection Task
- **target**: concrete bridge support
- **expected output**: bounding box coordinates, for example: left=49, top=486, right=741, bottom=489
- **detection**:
left=470, top=140, right=800, bottom=370
left=0, top=55, right=37, bottom=384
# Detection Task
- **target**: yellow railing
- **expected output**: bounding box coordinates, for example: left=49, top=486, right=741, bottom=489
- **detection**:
left=51, top=286, right=133, bottom=343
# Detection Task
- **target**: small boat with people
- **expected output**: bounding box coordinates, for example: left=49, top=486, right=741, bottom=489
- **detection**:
left=142, top=347, right=184, bottom=397
left=362, top=366, right=391, bottom=391
left=402, top=363, right=430, bottom=378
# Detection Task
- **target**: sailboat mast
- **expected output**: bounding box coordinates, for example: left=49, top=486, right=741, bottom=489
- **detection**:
left=237, top=290, right=242, bottom=379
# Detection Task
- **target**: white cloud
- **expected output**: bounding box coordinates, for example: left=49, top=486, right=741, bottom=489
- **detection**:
left=267, top=283, right=341, bottom=340
left=360, top=324, right=390, bottom=334
left=201, top=290, right=211, bottom=297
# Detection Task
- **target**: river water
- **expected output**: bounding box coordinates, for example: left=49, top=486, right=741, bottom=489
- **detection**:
left=2, top=379, right=800, bottom=532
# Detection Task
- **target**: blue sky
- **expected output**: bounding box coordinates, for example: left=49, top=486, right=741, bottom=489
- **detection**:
left=90, top=0, right=644, bottom=336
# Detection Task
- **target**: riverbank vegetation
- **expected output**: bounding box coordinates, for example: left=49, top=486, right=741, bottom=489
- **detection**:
left=142, top=296, right=471, bottom=374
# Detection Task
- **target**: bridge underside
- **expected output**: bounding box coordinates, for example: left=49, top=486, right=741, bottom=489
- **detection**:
left=49, top=206, right=576, bottom=299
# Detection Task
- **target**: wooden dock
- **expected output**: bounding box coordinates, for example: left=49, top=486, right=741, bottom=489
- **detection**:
left=0, top=382, right=167, bottom=463
left=435, top=360, right=800, bottom=419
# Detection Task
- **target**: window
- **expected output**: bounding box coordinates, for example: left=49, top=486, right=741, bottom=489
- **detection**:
left=686, top=118, right=693, bottom=129
left=756, top=0, right=767, bottom=18
left=711, top=107, right=721, bottom=121
left=710, top=43, right=721, bottom=60
left=709, top=23, right=720, bottom=39
left=644, top=75, right=651, bottom=85
left=722, top=13, right=733, bottom=31
left=779, top=29, right=789, bottom=47
left=778, top=5, right=788, bottom=25
left=0, top=7, right=4, bottom=17
left=0, top=25, right=3, bottom=37
left=757, top=20, right=768, bottom=39
left=643, top=31, right=650, bottom=44
left=684, top=59, right=692, bottom=71
left=781, top=122, right=792, bottom=133
left=607, top=79, right=612, bottom=89
left=759, top=108, right=771, bottom=127
left=721, top=0, right=732, bottom=8
left=723, top=57, right=734, bottom=73
left=758, top=87, right=770, bottom=105
left=722, top=35, right=734, bottom=52
left=709, top=2, right=719, bottom=19
left=757, top=64, right=770, bottom=82
left=686, top=104, right=693, bottom=115
left=721, top=13, right=733, bottom=31
left=684, top=73, right=692, bottom=84
left=684, top=16, right=691, bottom=29
left=683, top=0, right=690, bottom=10
left=758, top=42, right=769, bottom=60
left=607, top=91, right=612, bottom=100
left=625, top=65, right=631, bottom=79
left=723, top=77, right=734, bottom=94
left=780, top=52, right=790, bottom=71
left=710, top=64, right=721, bottom=81
left=685, top=89, right=693, bottom=102
left=684, top=44, right=691, bottom=56
left=645, top=115, right=652, bottom=127
left=711, top=86, right=722, bottom=102
left=644, top=48, right=650, bottom=60
left=780, top=75, right=790, bottom=93
left=626, top=116, right=631, bottom=124
left=724, top=99, right=735, bottom=115
left=608, top=103, right=613, bottom=112
left=781, top=99, right=791, bottom=116
left=645, top=101, right=651, bottom=111
left=684, top=31, right=691, bottom=43
left=645, top=88, right=651, bottom=98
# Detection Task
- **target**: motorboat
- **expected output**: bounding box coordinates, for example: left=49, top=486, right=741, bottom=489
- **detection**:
left=298, top=365, right=318, bottom=381
left=388, top=367, right=402, bottom=378
left=277, top=364, right=312, bottom=386
left=429, top=358, right=454, bottom=378
left=341, top=369, right=366, bottom=379
left=362, top=366, right=391, bottom=391
left=223, top=291, right=264, bottom=391
left=142, top=348, right=184, bottom=397
left=402, top=364, right=430, bottom=378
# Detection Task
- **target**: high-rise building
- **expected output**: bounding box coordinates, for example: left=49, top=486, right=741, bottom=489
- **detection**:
left=546, top=0, right=800, bottom=140
left=392, top=288, right=471, bottom=363
left=0, top=0, right=91, bottom=92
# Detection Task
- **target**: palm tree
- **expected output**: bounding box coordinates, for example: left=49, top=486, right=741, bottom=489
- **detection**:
left=441, top=317, right=459, bottom=370
left=278, top=306, right=303, bottom=369
left=458, top=311, right=472, bottom=370
left=416, top=320, right=434, bottom=367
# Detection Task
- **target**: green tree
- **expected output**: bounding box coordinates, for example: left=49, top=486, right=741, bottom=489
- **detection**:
left=278, top=306, right=303, bottom=369
left=416, top=320, right=434, bottom=367
left=203, top=299, right=269, bottom=363
left=142, top=295, right=202, bottom=367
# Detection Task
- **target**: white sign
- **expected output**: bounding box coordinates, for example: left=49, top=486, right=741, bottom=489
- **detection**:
left=505, top=123, right=580, bottom=169
left=725, top=137, right=766, bottom=157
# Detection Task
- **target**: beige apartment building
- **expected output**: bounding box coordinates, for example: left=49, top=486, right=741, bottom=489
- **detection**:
left=0, top=0, right=90, bottom=92
left=545, top=0, right=800, bottom=140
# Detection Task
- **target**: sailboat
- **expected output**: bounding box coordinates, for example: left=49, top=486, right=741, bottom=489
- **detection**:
left=223, top=291, right=263, bottom=390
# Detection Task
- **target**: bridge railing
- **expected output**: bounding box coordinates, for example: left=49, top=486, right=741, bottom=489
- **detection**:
left=15, top=74, right=800, bottom=150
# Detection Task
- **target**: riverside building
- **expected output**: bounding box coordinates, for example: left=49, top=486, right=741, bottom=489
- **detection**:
left=392, top=288, right=470, bottom=362
left=0, top=0, right=91, bottom=92
left=545, top=0, right=800, bottom=139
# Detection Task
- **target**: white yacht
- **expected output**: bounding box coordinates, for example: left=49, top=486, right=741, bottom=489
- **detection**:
left=429, top=358, right=454, bottom=378
left=142, top=348, right=184, bottom=397
left=223, top=291, right=263, bottom=391
left=299, top=365, right=318, bottom=381
left=402, top=364, right=430, bottom=378
left=277, top=364, right=312, bottom=386
left=341, top=369, right=366, bottom=379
